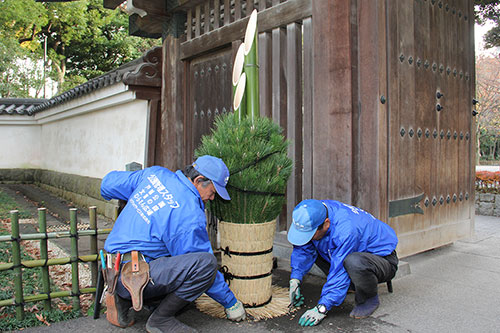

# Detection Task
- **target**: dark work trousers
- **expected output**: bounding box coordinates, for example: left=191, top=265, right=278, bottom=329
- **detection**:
left=315, top=251, right=398, bottom=305
left=116, top=252, right=217, bottom=303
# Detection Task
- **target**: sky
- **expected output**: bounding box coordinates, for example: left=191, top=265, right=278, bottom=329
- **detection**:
left=475, top=21, right=499, bottom=57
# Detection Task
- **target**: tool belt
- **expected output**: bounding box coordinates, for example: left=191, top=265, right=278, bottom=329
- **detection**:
left=102, top=250, right=150, bottom=312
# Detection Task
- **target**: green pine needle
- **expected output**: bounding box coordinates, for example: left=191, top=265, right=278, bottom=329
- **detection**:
left=195, top=113, right=292, bottom=224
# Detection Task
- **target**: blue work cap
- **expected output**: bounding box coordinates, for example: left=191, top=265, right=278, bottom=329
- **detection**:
left=193, top=155, right=231, bottom=200
left=287, top=199, right=327, bottom=246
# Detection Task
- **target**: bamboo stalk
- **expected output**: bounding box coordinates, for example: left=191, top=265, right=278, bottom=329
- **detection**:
left=89, top=206, right=98, bottom=290
left=38, top=208, right=51, bottom=311
left=10, top=210, right=24, bottom=320
left=233, top=72, right=247, bottom=119
left=0, top=288, right=96, bottom=307
left=69, top=208, right=80, bottom=312
left=243, top=9, right=259, bottom=123
left=0, top=228, right=111, bottom=242
left=232, top=43, right=247, bottom=121
left=0, top=254, right=98, bottom=272
left=232, top=43, right=245, bottom=94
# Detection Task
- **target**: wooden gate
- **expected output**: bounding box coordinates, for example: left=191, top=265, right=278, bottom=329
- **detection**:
left=386, top=0, right=475, bottom=256
left=154, top=0, right=476, bottom=256
left=167, top=0, right=312, bottom=231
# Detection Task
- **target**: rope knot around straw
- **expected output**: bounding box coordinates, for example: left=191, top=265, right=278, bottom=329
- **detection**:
left=219, top=265, right=234, bottom=285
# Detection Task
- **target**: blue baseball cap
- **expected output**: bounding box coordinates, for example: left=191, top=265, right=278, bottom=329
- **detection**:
left=193, top=155, right=231, bottom=200
left=287, top=200, right=327, bottom=246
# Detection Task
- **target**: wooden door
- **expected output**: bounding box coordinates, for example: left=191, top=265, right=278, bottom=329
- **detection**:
left=386, top=0, right=476, bottom=257
left=185, top=48, right=233, bottom=163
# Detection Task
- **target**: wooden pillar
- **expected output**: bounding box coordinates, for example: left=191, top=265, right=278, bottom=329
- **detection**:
left=161, top=35, right=185, bottom=170
left=311, top=0, right=354, bottom=204
left=354, top=0, right=388, bottom=220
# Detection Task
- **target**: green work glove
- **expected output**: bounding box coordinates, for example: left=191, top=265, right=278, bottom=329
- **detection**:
left=298, top=304, right=328, bottom=327
left=225, top=299, right=246, bottom=321
left=289, top=278, right=305, bottom=308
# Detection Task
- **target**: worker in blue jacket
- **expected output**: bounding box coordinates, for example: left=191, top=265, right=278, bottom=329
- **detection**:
left=101, top=155, right=246, bottom=332
left=287, top=199, right=398, bottom=327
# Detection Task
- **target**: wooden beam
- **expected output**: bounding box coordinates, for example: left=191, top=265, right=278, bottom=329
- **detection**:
left=102, top=0, right=124, bottom=9
left=180, top=0, right=311, bottom=59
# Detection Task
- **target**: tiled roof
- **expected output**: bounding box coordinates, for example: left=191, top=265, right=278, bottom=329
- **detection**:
left=0, top=46, right=162, bottom=116
left=0, top=99, right=48, bottom=116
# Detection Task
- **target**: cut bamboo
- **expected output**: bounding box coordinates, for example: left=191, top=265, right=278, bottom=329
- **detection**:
left=233, top=72, right=247, bottom=121
left=11, top=210, right=24, bottom=320
left=232, top=43, right=245, bottom=94
left=70, top=208, right=81, bottom=312
left=243, top=9, right=259, bottom=122
left=38, top=208, right=52, bottom=311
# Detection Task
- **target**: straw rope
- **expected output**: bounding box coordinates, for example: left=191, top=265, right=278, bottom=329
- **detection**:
left=219, top=220, right=276, bottom=305
left=195, top=285, right=295, bottom=321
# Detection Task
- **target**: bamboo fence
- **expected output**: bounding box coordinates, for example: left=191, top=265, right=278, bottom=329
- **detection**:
left=0, top=207, right=111, bottom=320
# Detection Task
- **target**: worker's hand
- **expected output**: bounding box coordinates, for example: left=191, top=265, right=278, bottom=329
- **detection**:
left=298, top=305, right=327, bottom=327
left=225, top=299, right=246, bottom=321
left=289, top=279, right=305, bottom=308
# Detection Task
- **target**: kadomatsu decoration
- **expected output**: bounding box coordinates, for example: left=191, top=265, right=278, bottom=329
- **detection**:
left=195, top=9, right=293, bottom=313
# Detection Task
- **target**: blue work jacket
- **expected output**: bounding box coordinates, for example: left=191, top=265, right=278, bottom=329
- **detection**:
left=290, top=200, right=398, bottom=310
left=101, top=166, right=237, bottom=308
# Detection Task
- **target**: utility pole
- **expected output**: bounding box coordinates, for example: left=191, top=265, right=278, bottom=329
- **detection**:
left=43, top=35, right=47, bottom=99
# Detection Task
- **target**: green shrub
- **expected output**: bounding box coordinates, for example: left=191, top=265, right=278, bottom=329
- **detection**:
left=195, top=113, right=292, bottom=223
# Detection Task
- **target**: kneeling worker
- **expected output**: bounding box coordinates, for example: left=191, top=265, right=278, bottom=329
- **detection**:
left=101, top=155, right=246, bottom=332
left=287, top=199, right=398, bottom=327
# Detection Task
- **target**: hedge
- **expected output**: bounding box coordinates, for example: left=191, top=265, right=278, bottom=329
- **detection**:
left=476, top=171, right=500, bottom=194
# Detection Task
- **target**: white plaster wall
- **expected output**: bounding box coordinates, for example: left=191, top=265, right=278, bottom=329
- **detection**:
left=0, top=84, right=150, bottom=179
left=0, top=119, right=41, bottom=168
left=40, top=99, right=149, bottom=178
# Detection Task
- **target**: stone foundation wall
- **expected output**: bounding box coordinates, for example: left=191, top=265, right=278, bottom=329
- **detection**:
left=475, top=193, right=500, bottom=216
left=0, top=168, right=116, bottom=219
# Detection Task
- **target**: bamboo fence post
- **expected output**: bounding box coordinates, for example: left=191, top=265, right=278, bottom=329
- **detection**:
left=69, top=208, right=80, bottom=312
left=38, top=208, right=51, bottom=311
left=89, top=206, right=98, bottom=290
left=10, top=210, right=25, bottom=320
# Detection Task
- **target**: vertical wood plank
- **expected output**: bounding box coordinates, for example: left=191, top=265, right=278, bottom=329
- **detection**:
left=259, top=0, right=268, bottom=10
left=413, top=0, right=432, bottom=233
left=247, top=0, right=254, bottom=14
left=272, top=26, right=287, bottom=230
left=412, top=0, right=426, bottom=235
left=205, top=1, right=211, bottom=34
left=214, top=0, right=220, bottom=29
left=259, top=31, right=272, bottom=118
left=187, top=9, right=192, bottom=40
left=224, top=0, right=231, bottom=25
left=302, top=17, right=313, bottom=200
left=195, top=5, right=201, bottom=37
left=271, top=27, right=287, bottom=129
left=234, top=0, right=242, bottom=20
left=387, top=0, right=400, bottom=234
left=312, top=1, right=353, bottom=203
left=162, top=35, right=185, bottom=170
left=286, top=22, right=303, bottom=231
left=355, top=0, right=388, bottom=219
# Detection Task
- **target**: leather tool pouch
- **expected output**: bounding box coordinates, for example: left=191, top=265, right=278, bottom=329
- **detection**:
left=121, top=251, right=150, bottom=311
left=104, top=267, right=119, bottom=295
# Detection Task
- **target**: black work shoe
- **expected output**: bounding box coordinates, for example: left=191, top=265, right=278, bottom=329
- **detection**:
left=145, top=293, right=197, bottom=333
left=350, top=295, right=380, bottom=319
left=105, top=292, right=135, bottom=328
